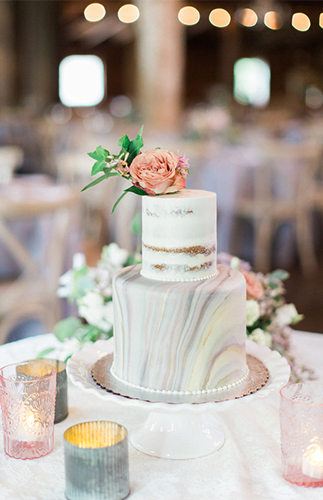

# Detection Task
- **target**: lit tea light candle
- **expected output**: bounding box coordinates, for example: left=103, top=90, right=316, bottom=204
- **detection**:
left=302, top=444, right=323, bottom=479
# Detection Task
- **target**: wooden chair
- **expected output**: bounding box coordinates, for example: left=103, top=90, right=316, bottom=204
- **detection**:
left=233, top=139, right=321, bottom=274
left=0, top=181, right=80, bottom=344
left=0, top=146, right=24, bottom=184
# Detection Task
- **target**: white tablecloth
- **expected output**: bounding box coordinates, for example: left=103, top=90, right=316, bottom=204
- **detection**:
left=0, top=331, right=322, bottom=500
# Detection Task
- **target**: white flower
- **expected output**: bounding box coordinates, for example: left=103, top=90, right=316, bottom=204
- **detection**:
left=78, top=292, right=113, bottom=332
left=246, top=300, right=260, bottom=326
left=248, top=328, right=272, bottom=347
left=57, top=269, right=74, bottom=298
left=274, top=304, right=300, bottom=328
left=72, top=253, right=86, bottom=270
left=101, top=243, right=128, bottom=268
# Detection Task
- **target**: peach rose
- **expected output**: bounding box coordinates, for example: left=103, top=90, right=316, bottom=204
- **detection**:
left=240, top=270, right=264, bottom=300
left=129, top=149, right=186, bottom=195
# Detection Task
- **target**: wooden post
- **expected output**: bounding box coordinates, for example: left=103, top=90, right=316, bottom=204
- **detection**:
left=135, top=0, right=185, bottom=132
left=0, top=2, right=15, bottom=107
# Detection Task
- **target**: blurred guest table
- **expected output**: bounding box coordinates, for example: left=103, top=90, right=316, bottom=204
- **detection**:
left=0, top=331, right=322, bottom=499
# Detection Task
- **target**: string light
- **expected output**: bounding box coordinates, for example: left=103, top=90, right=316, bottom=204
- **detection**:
left=319, top=13, right=323, bottom=29
left=292, top=12, right=311, bottom=31
left=178, top=6, right=200, bottom=26
left=235, top=8, right=258, bottom=28
left=118, top=4, right=140, bottom=24
left=209, top=8, right=231, bottom=28
left=84, top=3, right=106, bottom=23
left=264, top=11, right=283, bottom=30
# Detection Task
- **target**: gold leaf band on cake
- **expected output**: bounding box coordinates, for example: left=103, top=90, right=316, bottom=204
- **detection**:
left=143, top=243, right=216, bottom=256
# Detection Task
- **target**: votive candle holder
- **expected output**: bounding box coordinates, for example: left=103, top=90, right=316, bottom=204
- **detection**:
left=0, top=360, right=56, bottom=459
left=280, top=382, right=323, bottom=487
left=64, top=421, right=130, bottom=500
left=29, top=358, right=68, bottom=423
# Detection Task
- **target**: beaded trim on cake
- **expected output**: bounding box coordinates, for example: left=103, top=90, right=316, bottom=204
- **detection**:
left=140, top=269, right=218, bottom=282
left=110, top=363, right=249, bottom=395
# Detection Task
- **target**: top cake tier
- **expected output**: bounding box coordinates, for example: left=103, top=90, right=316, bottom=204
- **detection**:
left=141, top=189, right=217, bottom=281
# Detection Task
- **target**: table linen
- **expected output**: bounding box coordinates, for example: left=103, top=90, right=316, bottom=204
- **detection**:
left=0, top=331, right=322, bottom=500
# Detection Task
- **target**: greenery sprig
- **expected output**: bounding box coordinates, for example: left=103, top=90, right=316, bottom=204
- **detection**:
left=82, top=126, right=148, bottom=212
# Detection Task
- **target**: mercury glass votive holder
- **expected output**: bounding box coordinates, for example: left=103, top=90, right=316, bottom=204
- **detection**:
left=0, top=361, right=56, bottom=459
left=29, top=358, right=68, bottom=423
left=64, top=421, right=130, bottom=500
left=280, top=382, right=323, bottom=487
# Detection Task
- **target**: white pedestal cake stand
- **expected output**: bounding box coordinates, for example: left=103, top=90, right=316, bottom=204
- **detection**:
left=67, top=339, right=290, bottom=460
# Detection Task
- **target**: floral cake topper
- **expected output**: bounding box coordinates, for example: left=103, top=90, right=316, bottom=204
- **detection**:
left=82, top=126, right=190, bottom=212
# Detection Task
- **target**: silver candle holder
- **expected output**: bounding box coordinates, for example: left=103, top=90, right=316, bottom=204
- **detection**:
left=64, top=421, right=130, bottom=500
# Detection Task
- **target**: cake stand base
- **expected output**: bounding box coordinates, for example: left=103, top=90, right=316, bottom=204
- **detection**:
left=131, top=411, right=224, bottom=459
left=67, top=339, right=291, bottom=460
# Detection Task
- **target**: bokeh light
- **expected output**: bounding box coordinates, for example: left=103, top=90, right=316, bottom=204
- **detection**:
left=110, top=95, right=132, bottom=118
left=209, top=9, right=231, bottom=28
left=305, top=86, right=323, bottom=109
left=84, top=3, right=106, bottom=22
left=235, top=8, right=258, bottom=28
left=118, top=4, right=140, bottom=24
left=234, top=58, right=270, bottom=107
left=59, top=55, right=105, bottom=107
left=264, top=11, right=283, bottom=30
left=292, top=12, right=311, bottom=32
left=178, top=6, right=200, bottom=26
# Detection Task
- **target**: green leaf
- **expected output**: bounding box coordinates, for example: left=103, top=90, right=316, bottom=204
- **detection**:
left=125, top=185, right=148, bottom=196
left=269, top=269, right=290, bottom=283
left=111, top=185, right=148, bottom=213
left=53, top=316, right=83, bottom=342
left=112, top=191, right=128, bottom=214
left=91, top=159, right=107, bottom=176
left=87, top=145, right=109, bottom=161
left=131, top=212, right=141, bottom=235
left=81, top=174, right=107, bottom=192
left=117, top=134, right=131, bottom=151
left=105, top=171, right=121, bottom=179
left=127, top=127, right=144, bottom=164
left=37, top=347, right=57, bottom=359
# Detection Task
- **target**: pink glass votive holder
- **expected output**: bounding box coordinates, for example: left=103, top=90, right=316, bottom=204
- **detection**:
left=280, top=382, right=323, bottom=487
left=0, top=361, right=57, bottom=459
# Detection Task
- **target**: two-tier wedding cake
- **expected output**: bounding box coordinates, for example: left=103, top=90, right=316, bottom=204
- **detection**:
left=84, top=130, right=248, bottom=398
left=111, top=189, right=248, bottom=395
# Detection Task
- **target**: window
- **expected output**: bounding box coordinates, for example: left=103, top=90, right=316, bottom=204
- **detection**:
left=234, top=58, right=270, bottom=107
left=59, top=55, right=105, bottom=107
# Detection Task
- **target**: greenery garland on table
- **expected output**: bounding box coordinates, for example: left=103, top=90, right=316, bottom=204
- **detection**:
left=39, top=243, right=315, bottom=383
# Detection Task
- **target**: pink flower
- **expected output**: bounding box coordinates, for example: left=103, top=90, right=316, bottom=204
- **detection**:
left=240, top=270, right=265, bottom=300
left=177, top=155, right=190, bottom=178
left=129, top=149, right=186, bottom=195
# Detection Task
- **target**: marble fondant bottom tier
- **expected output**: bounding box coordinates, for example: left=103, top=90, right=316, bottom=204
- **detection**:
left=112, top=264, right=247, bottom=393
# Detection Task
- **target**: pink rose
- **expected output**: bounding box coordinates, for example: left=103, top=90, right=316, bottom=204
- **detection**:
left=240, top=270, right=265, bottom=300
left=129, top=149, right=186, bottom=195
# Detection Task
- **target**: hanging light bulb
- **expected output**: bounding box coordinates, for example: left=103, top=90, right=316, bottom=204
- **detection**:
left=118, top=4, right=140, bottom=24
left=264, top=11, right=283, bottom=30
left=178, top=6, right=200, bottom=26
left=84, top=3, right=106, bottom=23
left=209, top=8, right=231, bottom=28
left=292, top=12, right=311, bottom=32
left=235, top=8, right=258, bottom=28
